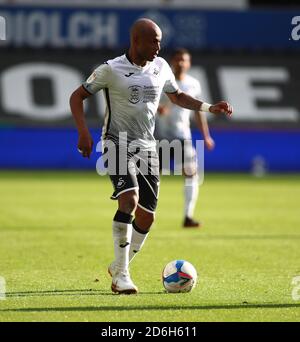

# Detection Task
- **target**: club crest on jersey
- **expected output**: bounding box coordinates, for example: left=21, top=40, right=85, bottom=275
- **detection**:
left=153, top=68, right=159, bottom=76
left=128, top=85, right=143, bottom=104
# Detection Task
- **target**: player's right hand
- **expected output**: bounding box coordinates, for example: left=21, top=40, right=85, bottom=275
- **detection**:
left=77, top=130, right=94, bottom=158
left=204, top=136, right=215, bottom=151
left=210, top=101, right=233, bottom=117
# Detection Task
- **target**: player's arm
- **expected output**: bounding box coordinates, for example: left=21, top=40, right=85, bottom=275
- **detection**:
left=69, top=86, right=94, bottom=158
left=70, top=63, right=109, bottom=158
left=194, top=111, right=215, bottom=151
left=166, top=90, right=233, bottom=117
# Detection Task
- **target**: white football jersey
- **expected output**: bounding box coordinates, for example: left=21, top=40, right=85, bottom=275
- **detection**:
left=83, top=53, right=178, bottom=151
left=158, top=74, right=201, bottom=140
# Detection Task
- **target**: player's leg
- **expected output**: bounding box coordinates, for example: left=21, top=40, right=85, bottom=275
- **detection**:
left=108, top=148, right=140, bottom=293
left=182, top=142, right=201, bottom=228
left=129, top=150, right=159, bottom=263
left=129, top=205, right=154, bottom=263
left=109, top=187, right=139, bottom=294
left=112, top=190, right=138, bottom=274
left=183, top=172, right=200, bottom=227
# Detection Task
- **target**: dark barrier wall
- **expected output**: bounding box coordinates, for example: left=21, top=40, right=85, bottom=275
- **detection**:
left=0, top=6, right=300, bottom=50
left=0, top=50, right=299, bottom=128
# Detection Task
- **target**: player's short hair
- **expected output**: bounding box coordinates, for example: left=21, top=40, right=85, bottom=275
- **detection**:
left=170, top=48, right=190, bottom=59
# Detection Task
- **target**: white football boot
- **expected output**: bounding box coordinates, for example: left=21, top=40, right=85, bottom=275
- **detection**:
left=108, top=262, right=117, bottom=278
left=110, top=269, right=138, bottom=295
left=111, top=272, right=138, bottom=294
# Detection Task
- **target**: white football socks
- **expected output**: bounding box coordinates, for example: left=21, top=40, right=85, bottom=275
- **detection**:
left=129, top=221, right=149, bottom=263
left=112, top=211, right=133, bottom=273
left=184, top=175, right=199, bottom=219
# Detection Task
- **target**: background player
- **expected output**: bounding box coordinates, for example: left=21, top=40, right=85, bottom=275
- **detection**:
left=156, top=48, right=215, bottom=228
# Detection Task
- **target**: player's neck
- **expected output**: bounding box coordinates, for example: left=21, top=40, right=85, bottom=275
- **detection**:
left=175, top=72, right=186, bottom=81
left=127, top=49, right=147, bottom=67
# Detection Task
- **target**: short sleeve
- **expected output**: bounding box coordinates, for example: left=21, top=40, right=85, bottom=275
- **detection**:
left=82, top=63, right=111, bottom=94
left=162, top=61, right=179, bottom=94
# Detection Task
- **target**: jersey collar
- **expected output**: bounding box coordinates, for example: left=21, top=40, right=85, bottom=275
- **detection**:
left=125, top=52, right=149, bottom=70
left=125, top=51, right=134, bottom=65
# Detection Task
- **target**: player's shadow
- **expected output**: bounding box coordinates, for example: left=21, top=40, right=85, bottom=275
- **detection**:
left=5, top=289, right=164, bottom=298
left=0, top=303, right=299, bottom=313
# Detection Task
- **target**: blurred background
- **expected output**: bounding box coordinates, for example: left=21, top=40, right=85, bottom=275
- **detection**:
left=0, top=0, right=299, bottom=173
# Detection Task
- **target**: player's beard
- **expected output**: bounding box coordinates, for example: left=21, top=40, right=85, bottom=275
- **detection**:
left=148, top=51, right=158, bottom=61
left=138, top=48, right=156, bottom=62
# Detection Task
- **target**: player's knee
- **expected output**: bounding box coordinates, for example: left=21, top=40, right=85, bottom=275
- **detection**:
left=183, top=165, right=197, bottom=177
left=118, top=191, right=139, bottom=214
left=148, top=212, right=155, bottom=226
left=127, top=195, right=139, bottom=212
left=139, top=210, right=155, bottom=229
left=145, top=212, right=155, bottom=226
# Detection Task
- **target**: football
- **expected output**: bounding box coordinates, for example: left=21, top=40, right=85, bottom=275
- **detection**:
left=162, top=260, right=197, bottom=293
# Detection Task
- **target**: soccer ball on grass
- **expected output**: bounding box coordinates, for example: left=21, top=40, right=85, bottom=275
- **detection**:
left=162, top=260, right=197, bottom=293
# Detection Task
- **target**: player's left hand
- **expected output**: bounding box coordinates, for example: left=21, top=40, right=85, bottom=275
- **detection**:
left=210, top=101, right=233, bottom=117
left=204, top=136, right=215, bottom=151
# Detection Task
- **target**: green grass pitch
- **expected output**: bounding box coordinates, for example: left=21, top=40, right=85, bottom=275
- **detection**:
left=0, top=171, right=300, bottom=322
